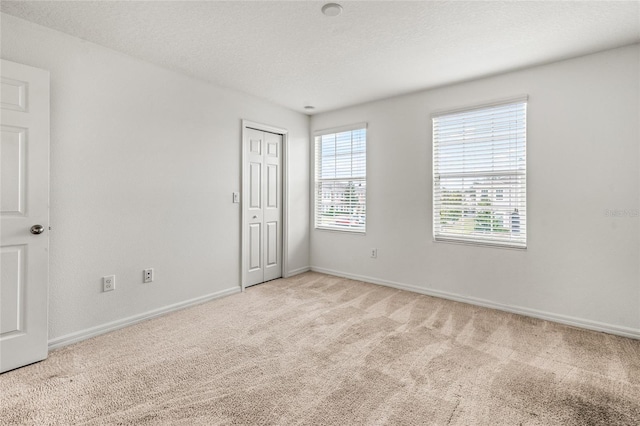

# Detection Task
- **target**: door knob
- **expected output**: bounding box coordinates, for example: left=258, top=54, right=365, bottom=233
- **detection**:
left=30, top=224, right=45, bottom=235
left=253, top=215, right=258, bottom=219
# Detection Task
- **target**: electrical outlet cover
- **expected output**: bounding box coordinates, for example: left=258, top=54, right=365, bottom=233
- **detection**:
left=103, top=275, right=115, bottom=292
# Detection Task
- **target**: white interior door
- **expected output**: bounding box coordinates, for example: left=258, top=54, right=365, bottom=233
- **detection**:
left=0, top=59, right=50, bottom=373
left=243, top=127, right=282, bottom=287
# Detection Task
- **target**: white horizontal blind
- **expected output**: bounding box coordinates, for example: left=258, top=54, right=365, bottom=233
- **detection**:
left=433, top=98, right=527, bottom=248
left=315, top=126, right=366, bottom=232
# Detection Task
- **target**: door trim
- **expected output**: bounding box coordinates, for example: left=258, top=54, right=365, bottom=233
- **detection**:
left=240, top=120, right=289, bottom=291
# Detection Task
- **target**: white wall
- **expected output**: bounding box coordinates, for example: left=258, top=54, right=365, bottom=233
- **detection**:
left=311, top=44, right=640, bottom=336
left=1, top=14, right=310, bottom=343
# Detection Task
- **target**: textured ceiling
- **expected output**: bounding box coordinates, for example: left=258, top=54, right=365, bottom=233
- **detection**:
left=2, top=1, right=639, bottom=114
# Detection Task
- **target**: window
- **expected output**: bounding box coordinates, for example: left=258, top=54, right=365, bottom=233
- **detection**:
left=314, top=124, right=367, bottom=232
left=433, top=97, right=527, bottom=248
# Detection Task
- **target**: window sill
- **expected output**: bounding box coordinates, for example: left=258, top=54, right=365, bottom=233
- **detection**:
left=315, top=227, right=366, bottom=236
left=433, top=236, right=526, bottom=251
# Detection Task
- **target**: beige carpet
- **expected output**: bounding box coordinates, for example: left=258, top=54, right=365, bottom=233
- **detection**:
left=1, top=272, right=639, bottom=425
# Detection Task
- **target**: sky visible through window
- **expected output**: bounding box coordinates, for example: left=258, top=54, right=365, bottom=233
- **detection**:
left=320, top=129, right=366, bottom=179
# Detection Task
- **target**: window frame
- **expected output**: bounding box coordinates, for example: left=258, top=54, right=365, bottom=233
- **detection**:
left=432, top=96, right=527, bottom=249
left=313, top=123, right=368, bottom=234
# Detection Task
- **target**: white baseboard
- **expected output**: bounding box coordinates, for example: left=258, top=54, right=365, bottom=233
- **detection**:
left=287, top=266, right=311, bottom=277
left=48, top=286, right=241, bottom=350
left=310, top=266, right=640, bottom=340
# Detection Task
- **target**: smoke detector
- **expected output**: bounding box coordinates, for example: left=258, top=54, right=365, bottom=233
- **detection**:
left=322, top=3, right=343, bottom=17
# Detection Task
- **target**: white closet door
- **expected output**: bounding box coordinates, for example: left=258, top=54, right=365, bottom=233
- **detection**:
left=243, top=128, right=282, bottom=287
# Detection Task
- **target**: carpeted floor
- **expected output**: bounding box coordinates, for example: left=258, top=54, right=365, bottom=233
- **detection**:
left=1, top=272, right=639, bottom=425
